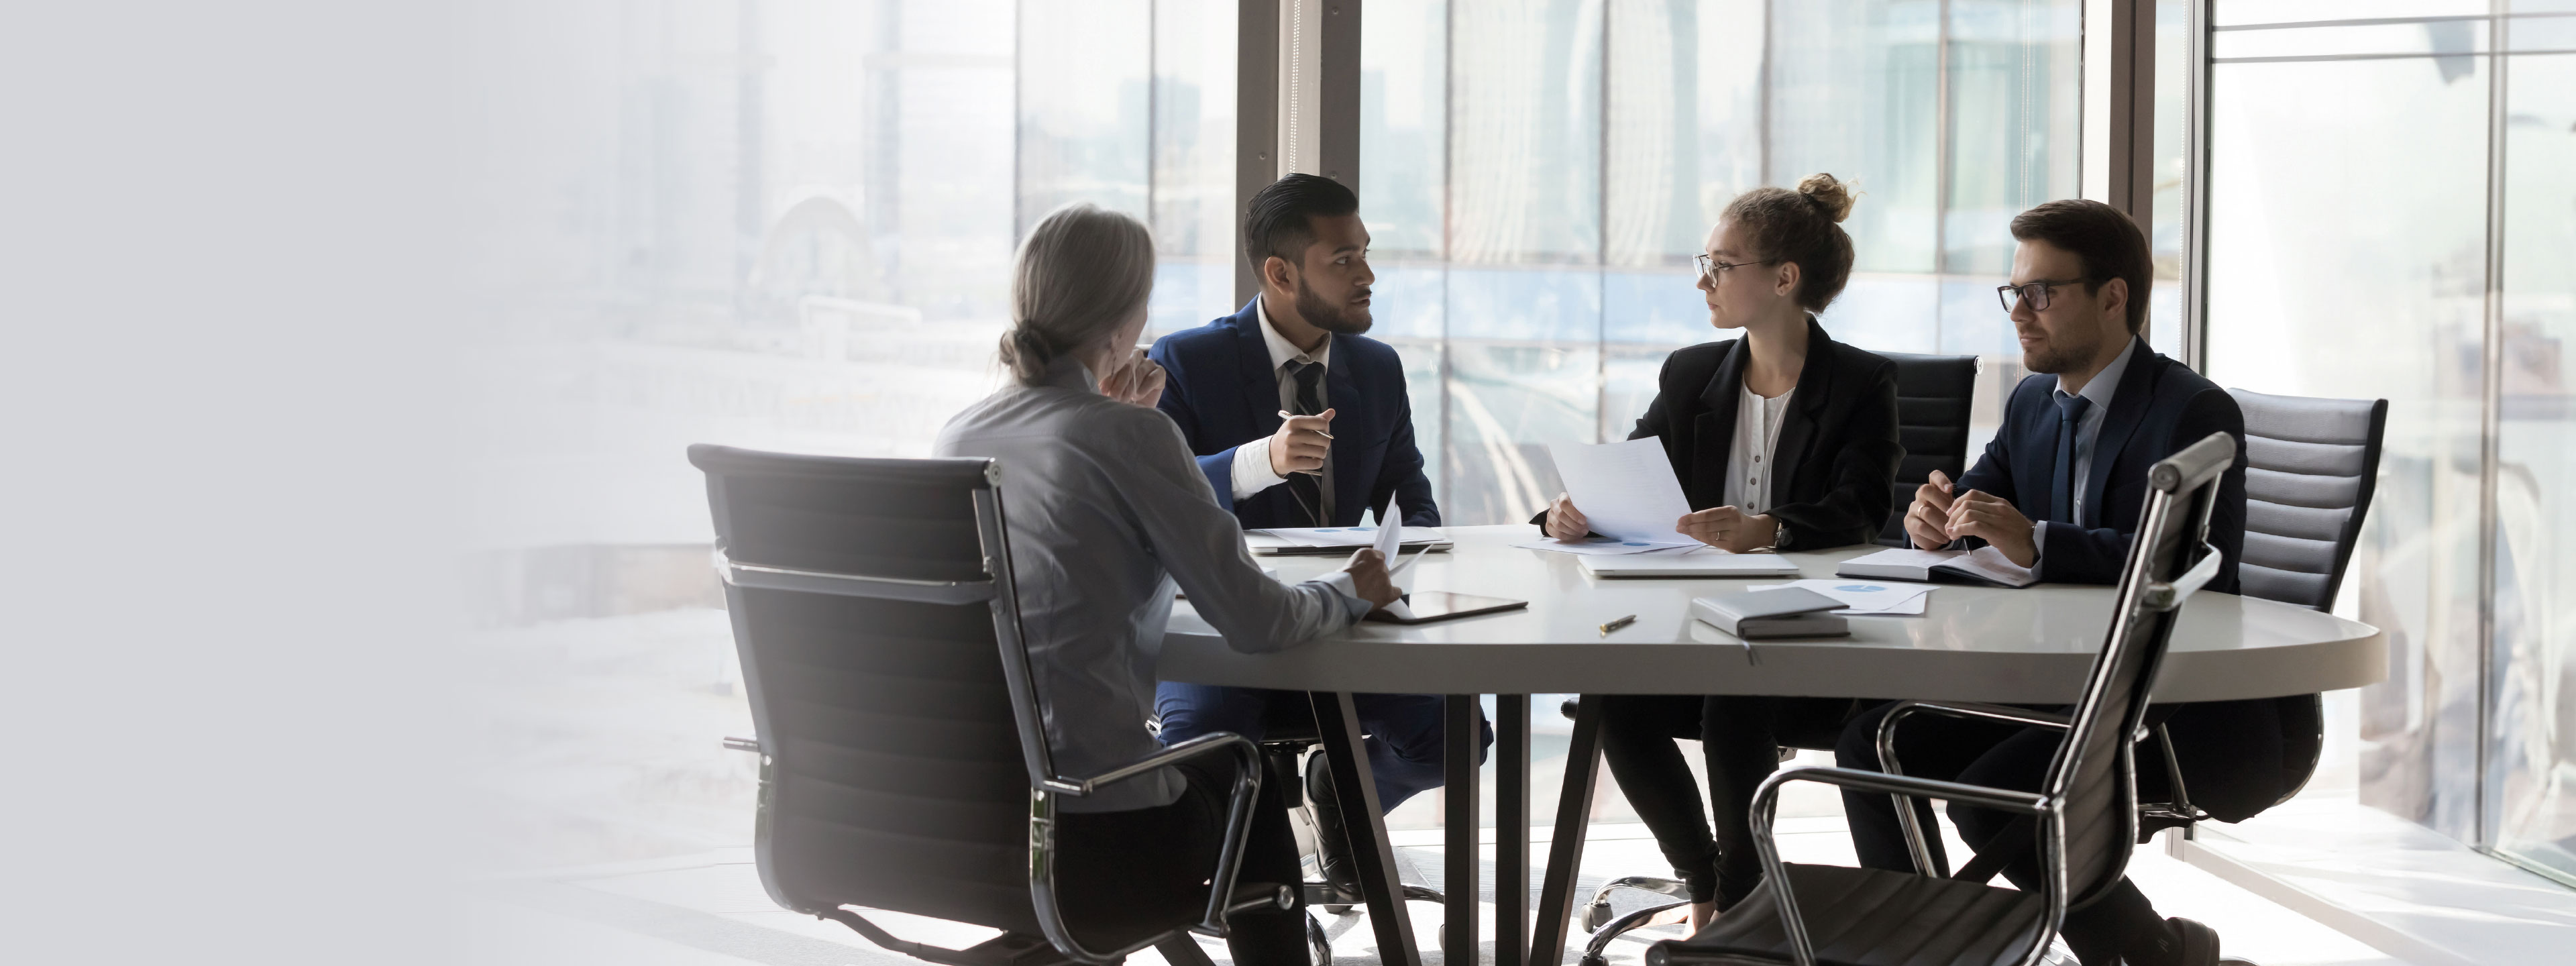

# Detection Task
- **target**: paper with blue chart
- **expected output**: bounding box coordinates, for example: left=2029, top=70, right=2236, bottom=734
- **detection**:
left=1524, top=437, right=1698, bottom=552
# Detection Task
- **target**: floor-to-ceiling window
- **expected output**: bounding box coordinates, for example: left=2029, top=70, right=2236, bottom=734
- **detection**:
left=2198, top=1, right=2576, bottom=884
left=461, top=0, right=1240, bottom=872
left=1360, top=0, right=2082, bottom=526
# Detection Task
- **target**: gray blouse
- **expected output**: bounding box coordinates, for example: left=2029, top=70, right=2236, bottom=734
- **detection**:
left=935, top=356, right=1368, bottom=812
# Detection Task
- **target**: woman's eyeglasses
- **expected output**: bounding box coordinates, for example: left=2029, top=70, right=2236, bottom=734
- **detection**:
left=1995, top=278, right=2087, bottom=313
left=1695, top=253, right=1776, bottom=282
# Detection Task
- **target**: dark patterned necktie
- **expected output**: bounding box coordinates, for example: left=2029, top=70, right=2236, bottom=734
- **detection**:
left=1285, top=360, right=1326, bottom=526
left=2050, top=393, right=2093, bottom=525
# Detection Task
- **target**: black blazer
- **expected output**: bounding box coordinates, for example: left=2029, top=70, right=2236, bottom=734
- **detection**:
left=1951, top=337, right=2248, bottom=592
left=1538, top=317, right=1902, bottom=550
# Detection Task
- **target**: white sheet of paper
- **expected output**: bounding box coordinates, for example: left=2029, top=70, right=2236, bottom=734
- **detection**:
left=1750, top=579, right=1933, bottom=615
left=1513, top=537, right=1700, bottom=556
left=1547, top=438, right=1696, bottom=544
left=1373, top=492, right=1415, bottom=620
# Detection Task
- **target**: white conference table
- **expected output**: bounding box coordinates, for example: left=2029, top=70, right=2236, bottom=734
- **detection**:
left=1159, top=525, right=2385, bottom=966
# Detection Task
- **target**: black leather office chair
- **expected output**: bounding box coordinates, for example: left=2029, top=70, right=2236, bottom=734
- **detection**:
left=690, top=445, right=1290, bottom=966
left=1877, top=352, right=1980, bottom=546
left=1648, top=432, right=2237, bottom=966
left=2135, top=390, right=2386, bottom=842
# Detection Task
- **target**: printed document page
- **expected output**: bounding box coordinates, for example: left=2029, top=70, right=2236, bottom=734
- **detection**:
left=1546, top=438, right=1696, bottom=544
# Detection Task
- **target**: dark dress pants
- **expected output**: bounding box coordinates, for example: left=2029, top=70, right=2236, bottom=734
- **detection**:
left=1597, top=694, right=1862, bottom=908
left=1057, top=757, right=1305, bottom=966
left=1833, top=700, right=2284, bottom=966
left=1155, top=682, right=1491, bottom=812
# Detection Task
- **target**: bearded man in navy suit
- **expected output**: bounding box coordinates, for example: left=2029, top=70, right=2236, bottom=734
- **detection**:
left=1146, top=174, right=1476, bottom=896
left=1839, top=199, right=2282, bottom=966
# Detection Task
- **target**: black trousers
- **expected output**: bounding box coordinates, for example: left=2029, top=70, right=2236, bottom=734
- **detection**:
left=1056, top=757, right=1305, bottom=966
left=1833, top=700, right=2288, bottom=966
left=1597, top=694, right=1862, bottom=908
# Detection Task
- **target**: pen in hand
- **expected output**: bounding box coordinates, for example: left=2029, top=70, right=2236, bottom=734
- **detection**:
left=1277, top=410, right=1335, bottom=440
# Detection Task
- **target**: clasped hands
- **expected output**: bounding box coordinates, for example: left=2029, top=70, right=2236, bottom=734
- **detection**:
left=1902, top=469, right=2039, bottom=567
left=1543, top=493, right=1780, bottom=553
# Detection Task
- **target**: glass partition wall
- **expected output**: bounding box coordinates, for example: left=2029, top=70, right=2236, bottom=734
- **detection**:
left=2196, top=1, right=2576, bottom=884
left=1360, top=0, right=2081, bottom=525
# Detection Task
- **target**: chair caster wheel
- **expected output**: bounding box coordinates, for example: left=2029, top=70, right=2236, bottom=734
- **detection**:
left=1581, top=901, right=1612, bottom=931
left=1578, top=955, right=1608, bottom=966
left=1322, top=904, right=1352, bottom=915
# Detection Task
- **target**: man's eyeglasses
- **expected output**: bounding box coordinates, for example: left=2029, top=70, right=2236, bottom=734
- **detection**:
left=1996, top=278, right=2087, bottom=313
left=1695, top=253, right=1776, bottom=282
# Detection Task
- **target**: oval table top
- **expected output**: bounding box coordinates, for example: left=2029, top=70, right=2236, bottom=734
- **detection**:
left=1160, top=525, right=2386, bottom=703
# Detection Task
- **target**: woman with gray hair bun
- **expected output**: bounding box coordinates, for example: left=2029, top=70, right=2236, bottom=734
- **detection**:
left=937, top=202, right=1397, bottom=965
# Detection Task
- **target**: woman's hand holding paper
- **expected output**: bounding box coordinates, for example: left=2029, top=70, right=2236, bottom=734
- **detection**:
left=1544, top=492, right=1591, bottom=541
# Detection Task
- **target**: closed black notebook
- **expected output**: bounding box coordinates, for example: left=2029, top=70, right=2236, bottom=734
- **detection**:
left=1689, top=586, right=1850, bottom=639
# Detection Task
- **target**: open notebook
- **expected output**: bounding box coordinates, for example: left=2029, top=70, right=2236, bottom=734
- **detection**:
left=1835, top=547, right=2038, bottom=588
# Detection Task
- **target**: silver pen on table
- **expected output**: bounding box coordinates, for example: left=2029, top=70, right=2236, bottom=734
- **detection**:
left=1599, top=614, right=1637, bottom=637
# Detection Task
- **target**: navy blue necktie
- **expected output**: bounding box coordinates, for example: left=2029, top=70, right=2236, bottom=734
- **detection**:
left=2050, top=393, right=2093, bottom=525
left=1285, top=361, right=1326, bottom=526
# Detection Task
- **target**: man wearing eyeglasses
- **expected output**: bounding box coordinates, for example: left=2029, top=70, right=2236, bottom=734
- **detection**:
left=1896, top=199, right=2247, bottom=586
left=1843, top=199, right=2262, bottom=966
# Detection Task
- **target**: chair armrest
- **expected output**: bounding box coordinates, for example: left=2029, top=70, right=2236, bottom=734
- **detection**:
left=1759, top=765, right=2049, bottom=815
left=1035, top=732, right=1268, bottom=944
left=1051, top=732, right=1258, bottom=796
left=1744, top=765, right=2053, bottom=966
left=1874, top=700, right=2069, bottom=877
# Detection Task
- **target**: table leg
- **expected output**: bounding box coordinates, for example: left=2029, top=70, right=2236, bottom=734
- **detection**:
left=1442, top=695, right=1480, bottom=963
left=1308, top=691, right=1419, bottom=966
left=1496, top=695, right=1531, bottom=966
left=1530, top=696, right=1605, bottom=966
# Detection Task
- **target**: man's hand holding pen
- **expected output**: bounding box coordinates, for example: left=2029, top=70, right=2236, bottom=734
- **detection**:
left=1269, top=408, right=1336, bottom=477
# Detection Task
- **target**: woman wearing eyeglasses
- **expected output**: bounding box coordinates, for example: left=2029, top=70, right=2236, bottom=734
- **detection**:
left=1534, top=173, right=1901, bottom=929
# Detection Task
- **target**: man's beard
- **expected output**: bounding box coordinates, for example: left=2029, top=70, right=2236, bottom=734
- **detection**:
left=2023, top=327, right=2099, bottom=375
left=1295, top=276, right=1373, bottom=335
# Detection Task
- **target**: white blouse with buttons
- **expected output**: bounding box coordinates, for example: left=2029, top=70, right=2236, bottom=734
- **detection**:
left=1723, top=383, right=1794, bottom=516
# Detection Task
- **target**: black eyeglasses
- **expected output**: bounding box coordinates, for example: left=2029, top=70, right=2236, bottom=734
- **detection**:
left=1695, top=253, right=1776, bottom=282
left=1996, top=278, right=2087, bottom=313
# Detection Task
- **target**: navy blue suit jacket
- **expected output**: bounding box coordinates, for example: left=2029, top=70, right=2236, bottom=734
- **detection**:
left=1953, top=337, right=2247, bottom=592
left=1149, top=299, right=1439, bottom=529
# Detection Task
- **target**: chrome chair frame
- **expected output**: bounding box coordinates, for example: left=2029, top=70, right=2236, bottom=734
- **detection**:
left=1673, top=433, right=2232, bottom=966
left=709, top=455, right=1283, bottom=966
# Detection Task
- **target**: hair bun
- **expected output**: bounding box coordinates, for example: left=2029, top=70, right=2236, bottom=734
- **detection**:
left=1795, top=172, right=1856, bottom=223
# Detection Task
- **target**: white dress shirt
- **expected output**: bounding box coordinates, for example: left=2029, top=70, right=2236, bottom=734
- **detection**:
left=1723, top=384, right=1795, bottom=516
left=1225, top=298, right=1336, bottom=519
left=936, top=356, right=1370, bottom=812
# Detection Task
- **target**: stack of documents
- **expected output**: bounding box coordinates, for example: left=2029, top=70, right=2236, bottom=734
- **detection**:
left=1515, top=536, right=1699, bottom=556
left=1747, top=578, right=1933, bottom=615
left=1578, top=549, right=1799, bottom=578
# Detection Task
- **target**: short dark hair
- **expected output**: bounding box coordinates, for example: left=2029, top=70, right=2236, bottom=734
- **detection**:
left=1244, top=173, right=1359, bottom=276
left=2008, top=199, right=2151, bottom=334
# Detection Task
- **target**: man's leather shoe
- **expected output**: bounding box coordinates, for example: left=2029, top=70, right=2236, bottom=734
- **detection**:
left=1304, top=753, right=1362, bottom=898
left=2166, top=916, right=2223, bottom=966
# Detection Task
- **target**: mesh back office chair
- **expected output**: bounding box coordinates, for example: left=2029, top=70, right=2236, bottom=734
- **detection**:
left=1646, top=431, right=2236, bottom=966
left=690, top=444, right=1289, bottom=966
left=1878, top=353, right=1980, bottom=546
left=2136, top=390, right=2387, bottom=839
